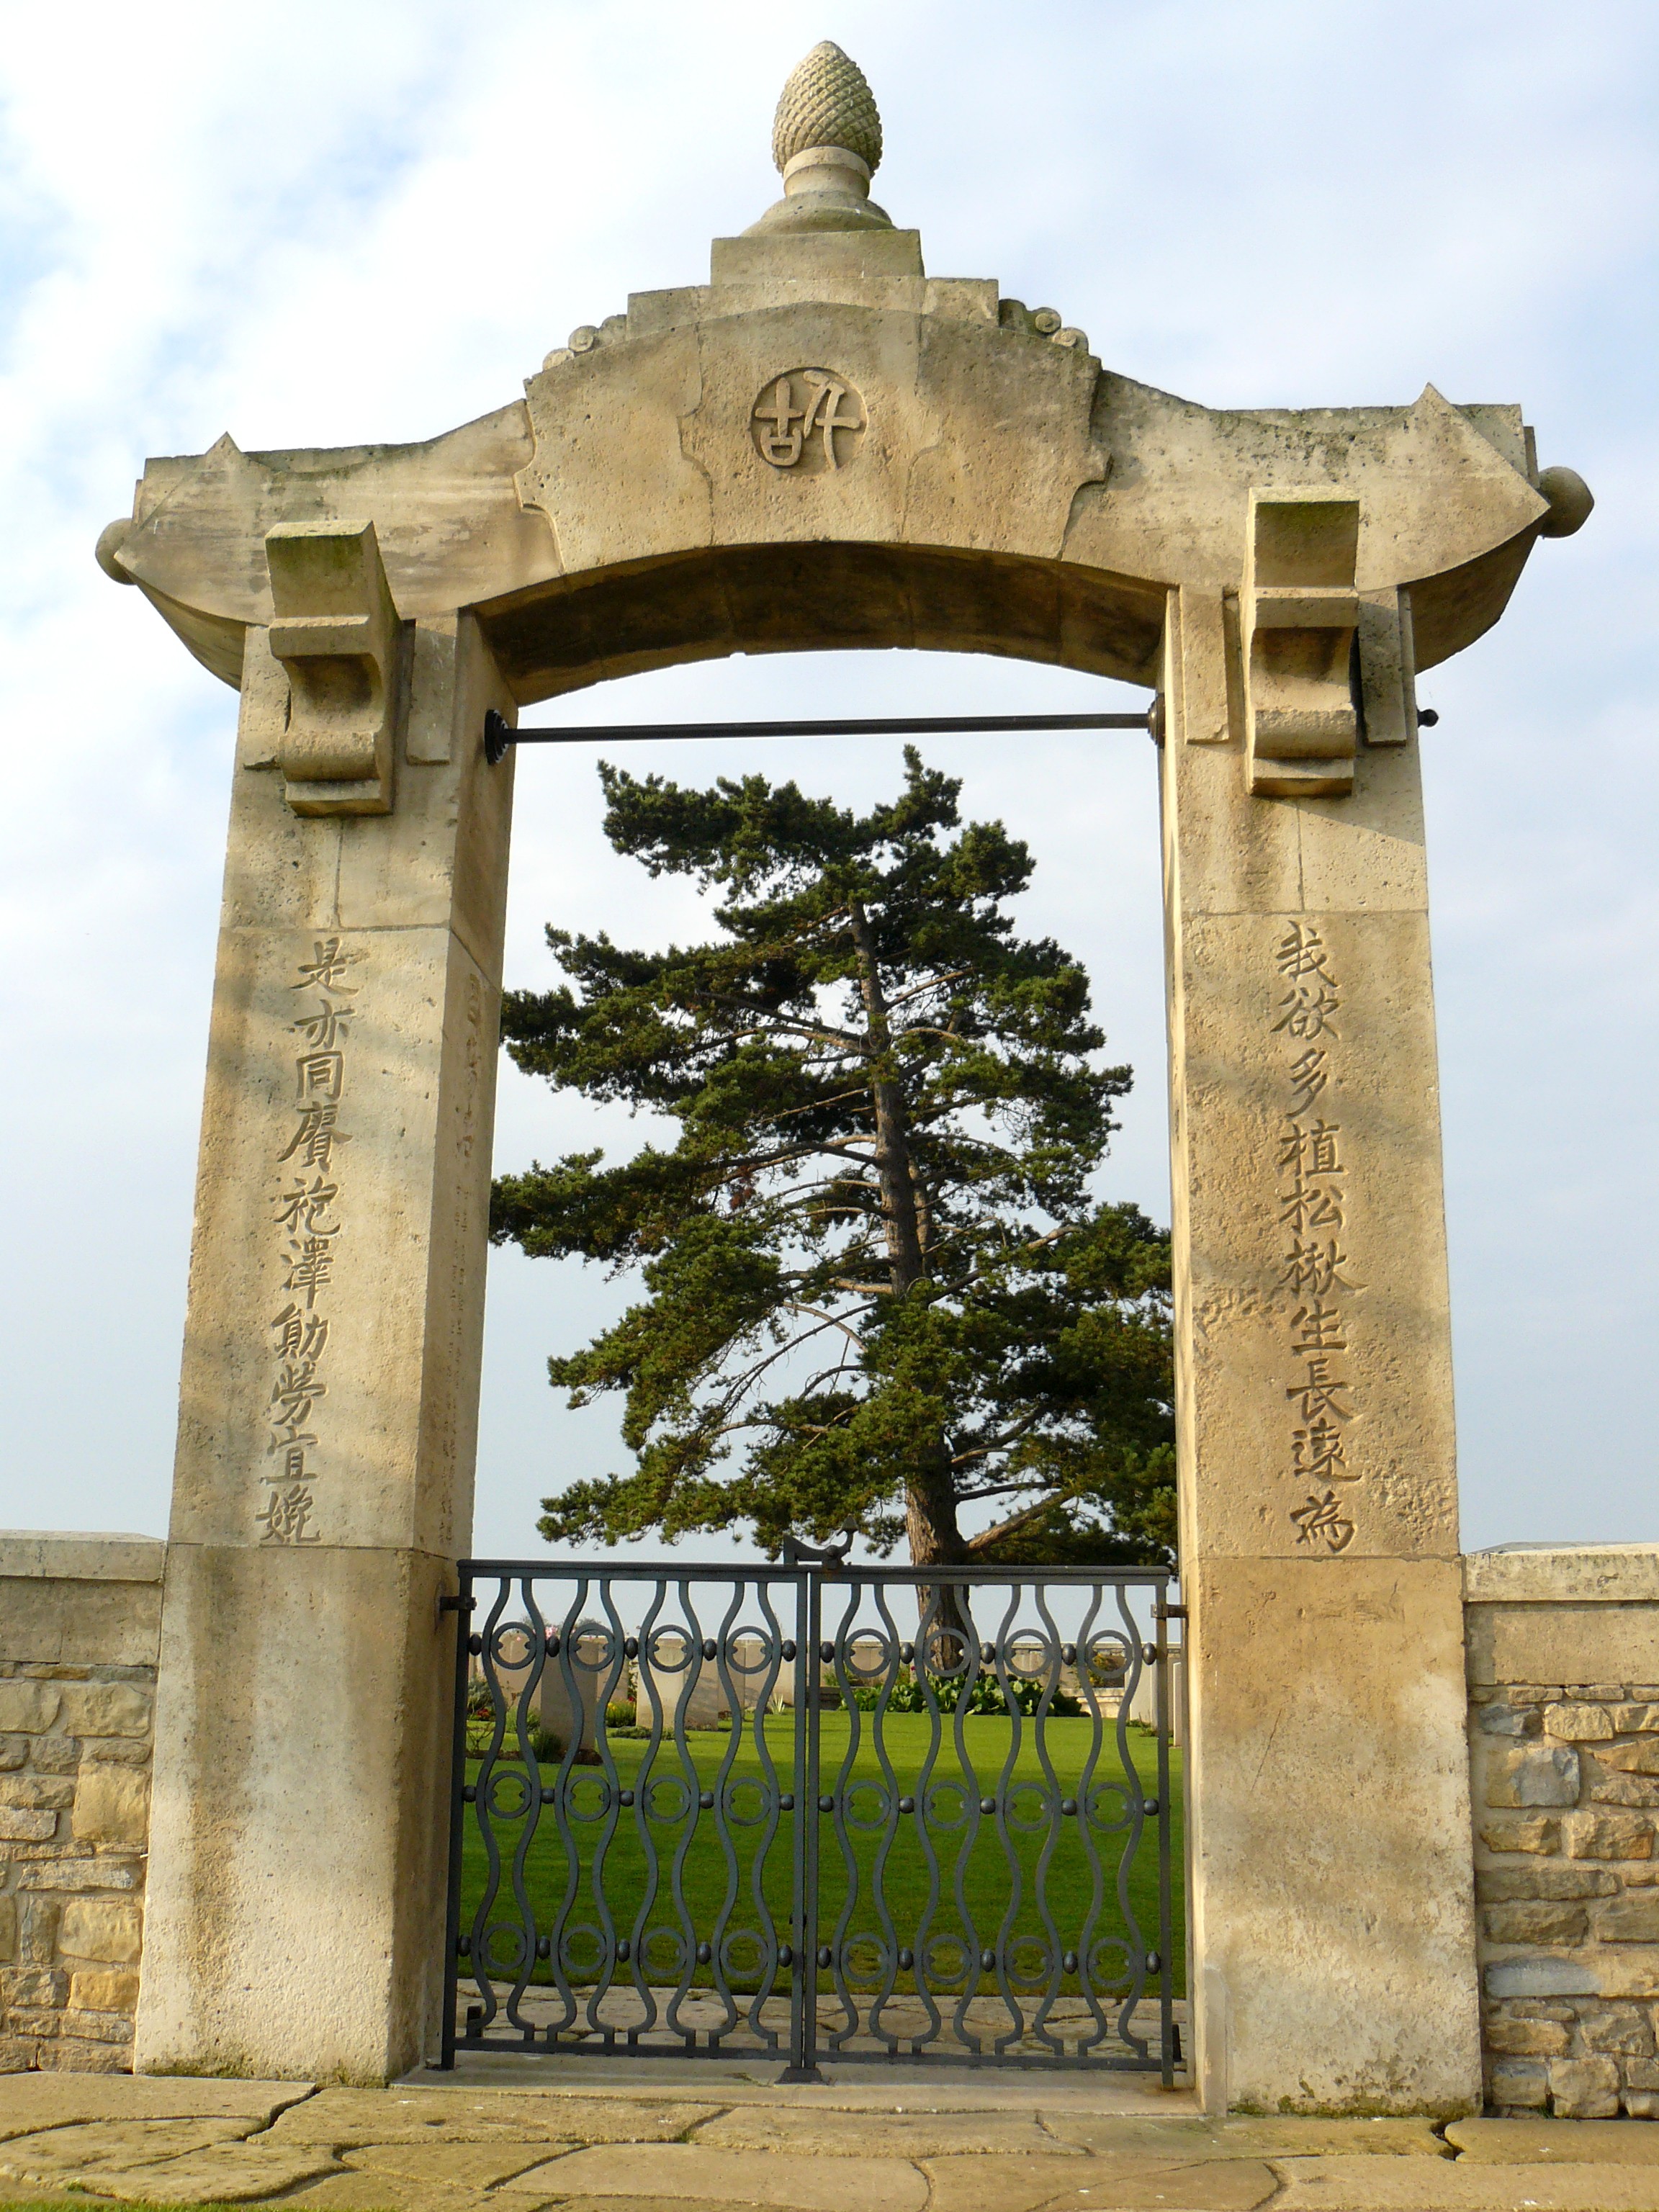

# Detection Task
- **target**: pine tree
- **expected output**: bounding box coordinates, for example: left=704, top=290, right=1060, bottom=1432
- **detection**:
left=493, top=748, right=1176, bottom=1570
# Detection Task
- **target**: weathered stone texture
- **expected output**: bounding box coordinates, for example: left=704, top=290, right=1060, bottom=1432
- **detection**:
left=84, top=51, right=1584, bottom=2095
left=0, top=1538, right=161, bottom=2072
left=1468, top=1547, right=1659, bottom=2116
left=1486, top=1746, right=1580, bottom=1807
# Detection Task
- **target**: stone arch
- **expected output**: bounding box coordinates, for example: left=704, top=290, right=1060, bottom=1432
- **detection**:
left=479, top=541, right=1167, bottom=702
left=102, top=39, right=1590, bottom=2109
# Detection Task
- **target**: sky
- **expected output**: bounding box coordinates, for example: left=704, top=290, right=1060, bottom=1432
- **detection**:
left=0, top=0, right=1653, bottom=1561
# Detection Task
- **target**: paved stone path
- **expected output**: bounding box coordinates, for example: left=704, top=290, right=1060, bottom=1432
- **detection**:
left=3, top=2070, right=1659, bottom=2209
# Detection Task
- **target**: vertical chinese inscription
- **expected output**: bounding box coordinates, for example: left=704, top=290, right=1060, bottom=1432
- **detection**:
left=1272, top=922, right=1361, bottom=1552
left=260, top=936, right=364, bottom=1543
left=458, top=972, right=482, bottom=1166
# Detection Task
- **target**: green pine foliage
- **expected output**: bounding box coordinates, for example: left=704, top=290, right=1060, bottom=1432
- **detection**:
left=493, top=747, right=1176, bottom=1569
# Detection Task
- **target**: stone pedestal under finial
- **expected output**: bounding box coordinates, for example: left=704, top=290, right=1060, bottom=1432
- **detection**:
left=747, top=40, right=893, bottom=234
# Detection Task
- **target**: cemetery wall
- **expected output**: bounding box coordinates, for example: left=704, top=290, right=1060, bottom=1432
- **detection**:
left=12, top=1518, right=1653, bottom=2100
left=0, top=1535, right=163, bottom=2073
left=1467, top=1544, right=1659, bottom=2119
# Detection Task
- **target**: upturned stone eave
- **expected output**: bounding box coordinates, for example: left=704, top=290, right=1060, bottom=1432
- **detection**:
left=107, top=305, right=1547, bottom=699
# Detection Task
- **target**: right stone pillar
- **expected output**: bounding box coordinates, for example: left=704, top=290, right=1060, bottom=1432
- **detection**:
left=1162, top=585, right=1483, bottom=2114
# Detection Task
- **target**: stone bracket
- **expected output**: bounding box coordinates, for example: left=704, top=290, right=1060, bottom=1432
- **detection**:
left=1244, top=490, right=1362, bottom=799
left=266, top=521, right=405, bottom=816
left=1356, top=587, right=1418, bottom=748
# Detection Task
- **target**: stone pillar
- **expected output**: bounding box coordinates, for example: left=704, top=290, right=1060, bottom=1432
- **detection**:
left=1162, top=586, right=1483, bottom=2113
left=133, top=587, right=514, bottom=2083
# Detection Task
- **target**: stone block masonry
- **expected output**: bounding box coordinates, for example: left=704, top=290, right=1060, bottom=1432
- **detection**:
left=0, top=1534, right=163, bottom=2073
left=1467, top=1544, right=1659, bottom=2118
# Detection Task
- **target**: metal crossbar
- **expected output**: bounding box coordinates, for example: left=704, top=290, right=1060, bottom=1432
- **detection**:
left=441, top=1558, right=1178, bottom=2082
left=482, top=706, right=1157, bottom=765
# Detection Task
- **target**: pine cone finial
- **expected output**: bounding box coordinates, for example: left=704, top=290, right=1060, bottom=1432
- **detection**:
left=771, top=42, right=883, bottom=177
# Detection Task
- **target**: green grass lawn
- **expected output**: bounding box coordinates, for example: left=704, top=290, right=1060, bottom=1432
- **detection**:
left=459, top=1709, right=1183, bottom=2000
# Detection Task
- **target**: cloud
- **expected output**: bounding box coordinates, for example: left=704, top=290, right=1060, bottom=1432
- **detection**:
left=0, top=0, right=1653, bottom=1552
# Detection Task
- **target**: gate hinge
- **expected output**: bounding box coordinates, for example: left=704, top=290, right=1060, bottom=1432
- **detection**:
left=439, top=1593, right=476, bottom=1616
left=1154, top=1604, right=1187, bottom=1621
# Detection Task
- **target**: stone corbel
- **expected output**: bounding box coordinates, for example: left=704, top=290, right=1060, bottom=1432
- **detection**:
left=1243, top=490, right=1362, bottom=799
left=266, top=521, right=404, bottom=816
left=1354, top=588, right=1417, bottom=749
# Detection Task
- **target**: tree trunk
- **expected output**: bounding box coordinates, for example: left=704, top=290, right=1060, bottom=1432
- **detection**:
left=904, top=1439, right=966, bottom=1564
left=907, top=1439, right=973, bottom=1675
left=847, top=899, right=970, bottom=1657
left=847, top=898, right=927, bottom=1298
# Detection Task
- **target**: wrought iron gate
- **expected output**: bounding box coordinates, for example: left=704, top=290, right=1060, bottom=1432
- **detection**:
left=441, top=1557, right=1179, bottom=2079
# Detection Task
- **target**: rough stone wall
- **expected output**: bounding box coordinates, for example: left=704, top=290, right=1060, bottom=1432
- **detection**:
left=1467, top=1545, right=1659, bottom=2120
left=0, top=1538, right=163, bottom=2073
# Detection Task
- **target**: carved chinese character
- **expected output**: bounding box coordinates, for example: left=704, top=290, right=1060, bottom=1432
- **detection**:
left=1290, top=1489, right=1355, bottom=1552
left=295, top=1051, right=344, bottom=1103
left=1273, top=980, right=1341, bottom=1040
left=752, top=369, right=866, bottom=472
left=271, top=1305, right=330, bottom=1361
left=1287, top=1047, right=1331, bottom=1113
left=1286, top=1353, right=1352, bottom=1424
left=1278, top=1238, right=1357, bottom=1298
left=1291, top=1300, right=1347, bottom=1353
left=752, top=376, right=806, bottom=464
left=1275, top=922, right=1336, bottom=982
left=258, top=1483, right=319, bottom=1545
left=292, top=999, right=351, bottom=1050
left=1279, top=1177, right=1345, bottom=1236
left=277, top=1102, right=349, bottom=1171
left=1278, top=1118, right=1344, bottom=1177
left=1292, top=1415, right=1350, bottom=1485
left=282, top=1235, right=336, bottom=1308
left=269, top=1360, right=327, bottom=1447
left=272, top=1176, right=341, bottom=1236
left=293, top=938, right=361, bottom=994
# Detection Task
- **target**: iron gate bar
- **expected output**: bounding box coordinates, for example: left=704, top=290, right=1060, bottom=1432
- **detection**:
left=442, top=1558, right=1177, bottom=2083
left=482, top=706, right=1156, bottom=765
left=1156, top=1592, right=1175, bottom=2075
left=784, top=1565, right=826, bottom=2083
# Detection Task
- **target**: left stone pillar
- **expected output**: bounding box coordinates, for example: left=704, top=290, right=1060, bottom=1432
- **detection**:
left=134, top=554, right=516, bottom=2082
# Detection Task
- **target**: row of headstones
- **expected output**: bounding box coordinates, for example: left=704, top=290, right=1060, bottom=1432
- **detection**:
left=484, top=1636, right=1179, bottom=1753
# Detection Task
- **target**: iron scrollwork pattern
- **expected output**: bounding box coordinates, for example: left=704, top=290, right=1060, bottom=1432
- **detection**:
left=443, top=1561, right=1177, bottom=2081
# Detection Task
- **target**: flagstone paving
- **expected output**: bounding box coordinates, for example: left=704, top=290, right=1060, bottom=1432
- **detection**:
left=1, top=2072, right=1659, bottom=2209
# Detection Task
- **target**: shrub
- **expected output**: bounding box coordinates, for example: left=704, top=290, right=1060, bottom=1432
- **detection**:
left=849, top=1671, right=1082, bottom=1717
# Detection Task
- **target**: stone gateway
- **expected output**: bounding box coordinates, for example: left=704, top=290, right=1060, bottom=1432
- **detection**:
left=89, top=42, right=1591, bottom=2103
